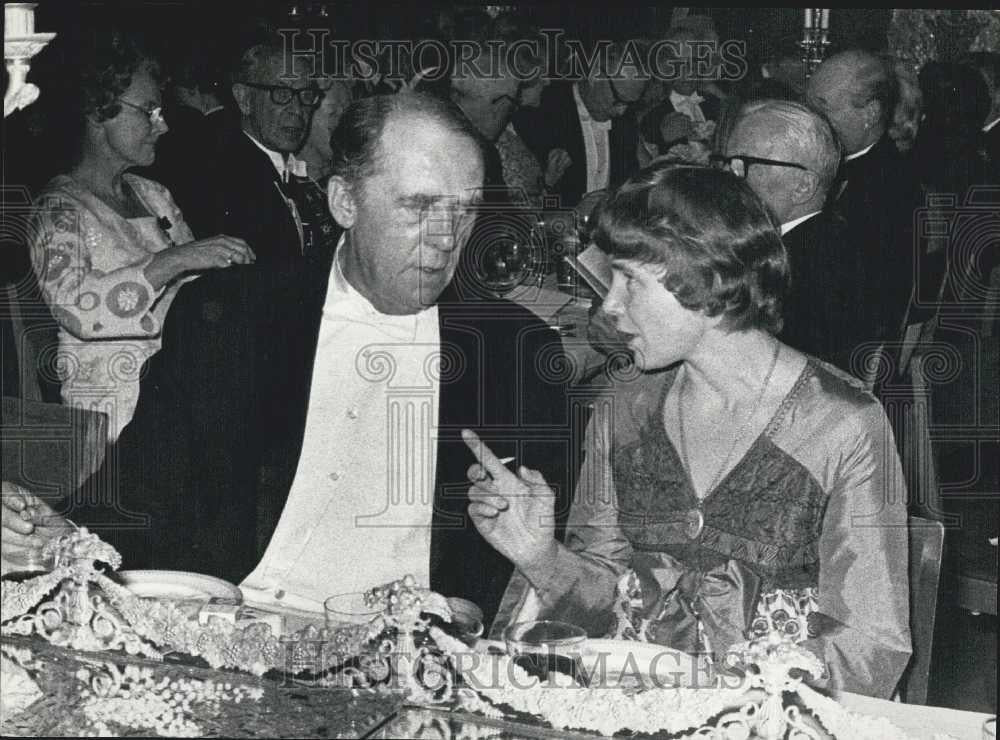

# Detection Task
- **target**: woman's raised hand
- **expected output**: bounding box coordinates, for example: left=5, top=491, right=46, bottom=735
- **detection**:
left=145, top=235, right=255, bottom=289
left=462, top=429, right=557, bottom=574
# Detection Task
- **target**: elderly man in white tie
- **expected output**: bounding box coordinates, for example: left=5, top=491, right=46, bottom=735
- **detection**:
left=639, top=18, right=727, bottom=164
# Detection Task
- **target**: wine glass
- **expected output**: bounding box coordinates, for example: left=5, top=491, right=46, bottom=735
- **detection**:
left=469, top=215, right=544, bottom=298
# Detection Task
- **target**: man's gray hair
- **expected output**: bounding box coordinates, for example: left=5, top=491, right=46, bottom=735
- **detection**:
left=233, top=40, right=284, bottom=84
left=330, top=92, right=486, bottom=187
left=838, top=50, right=898, bottom=128
left=738, top=99, right=842, bottom=193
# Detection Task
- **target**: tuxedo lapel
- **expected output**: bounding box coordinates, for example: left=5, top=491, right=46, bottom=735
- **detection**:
left=512, top=82, right=587, bottom=207
left=609, top=110, right=639, bottom=188
left=252, top=260, right=333, bottom=556
left=227, top=133, right=302, bottom=262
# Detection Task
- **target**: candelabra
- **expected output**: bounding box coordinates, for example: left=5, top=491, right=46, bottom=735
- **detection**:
left=4, top=2, right=55, bottom=118
left=799, top=8, right=831, bottom=78
left=287, top=2, right=330, bottom=20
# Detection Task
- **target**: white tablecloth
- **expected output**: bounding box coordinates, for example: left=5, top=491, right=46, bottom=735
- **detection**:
left=508, top=275, right=607, bottom=384
left=835, top=690, right=994, bottom=740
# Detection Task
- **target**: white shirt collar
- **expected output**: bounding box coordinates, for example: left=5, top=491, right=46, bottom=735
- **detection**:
left=204, top=105, right=225, bottom=115
left=781, top=211, right=822, bottom=236
left=670, top=89, right=704, bottom=107
left=984, top=116, right=1000, bottom=133
left=844, top=141, right=876, bottom=162
left=243, top=131, right=307, bottom=180
left=573, top=82, right=611, bottom=131
left=328, top=235, right=432, bottom=339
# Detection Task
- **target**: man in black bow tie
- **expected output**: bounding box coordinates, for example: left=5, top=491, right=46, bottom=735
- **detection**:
left=721, top=99, right=886, bottom=379
left=807, top=50, right=925, bottom=370
left=84, top=93, right=574, bottom=630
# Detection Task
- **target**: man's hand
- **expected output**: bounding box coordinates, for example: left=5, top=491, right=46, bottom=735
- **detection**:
left=461, top=430, right=557, bottom=576
left=659, top=112, right=695, bottom=147
left=2, top=482, right=71, bottom=575
left=544, top=148, right=572, bottom=189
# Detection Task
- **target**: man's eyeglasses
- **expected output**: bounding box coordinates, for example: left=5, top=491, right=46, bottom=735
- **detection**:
left=607, top=78, right=643, bottom=109
left=709, top=154, right=810, bottom=178
left=238, top=82, right=322, bottom=107
left=118, top=99, right=164, bottom=125
left=491, top=93, right=521, bottom=108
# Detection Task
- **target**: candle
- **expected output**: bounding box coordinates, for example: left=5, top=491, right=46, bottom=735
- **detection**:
left=5, top=3, right=38, bottom=36
left=804, top=8, right=813, bottom=28
left=821, top=10, right=830, bottom=30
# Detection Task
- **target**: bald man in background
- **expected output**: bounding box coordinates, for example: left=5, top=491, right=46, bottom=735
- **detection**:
left=807, top=50, right=926, bottom=373
left=723, top=99, right=884, bottom=378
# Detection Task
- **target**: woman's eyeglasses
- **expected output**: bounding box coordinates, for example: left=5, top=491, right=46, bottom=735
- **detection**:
left=238, top=82, right=322, bottom=107
left=709, top=154, right=810, bottom=178
left=118, top=99, right=164, bottom=125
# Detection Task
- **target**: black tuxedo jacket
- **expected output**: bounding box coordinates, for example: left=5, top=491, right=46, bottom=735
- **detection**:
left=512, top=81, right=640, bottom=208
left=778, top=209, right=879, bottom=378
left=139, top=107, right=234, bottom=240
left=145, top=115, right=302, bottom=263
left=829, top=135, right=925, bottom=348
left=980, top=122, right=1000, bottom=167
left=82, top=260, right=575, bottom=629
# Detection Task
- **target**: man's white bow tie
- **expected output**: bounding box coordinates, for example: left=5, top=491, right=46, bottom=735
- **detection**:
left=287, top=155, right=308, bottom=179
left=670, top=90, right=706, bottom=122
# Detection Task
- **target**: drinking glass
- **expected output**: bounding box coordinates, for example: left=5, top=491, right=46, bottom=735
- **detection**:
left=324, top=591, right=382, bottom=630
left=503, top=620, right=588, bottom=685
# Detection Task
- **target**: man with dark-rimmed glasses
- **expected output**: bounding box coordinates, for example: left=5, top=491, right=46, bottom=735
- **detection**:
left=143, top=30, right=324, bottom=263
left=122, top=33, right=336, bottom=580
left=512, top=41, right=647, bottom=208
left=724, top=98, right=886, bottom=381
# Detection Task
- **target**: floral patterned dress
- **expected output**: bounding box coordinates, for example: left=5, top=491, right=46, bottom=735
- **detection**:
left=496, top=124, right=545, bottom=207
left=30, top=174, right=195, bottom=441
left=492, top=359, right=913, bottom=699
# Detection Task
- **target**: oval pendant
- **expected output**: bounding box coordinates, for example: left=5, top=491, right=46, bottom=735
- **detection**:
left=685, top=508, right=704, bottom=540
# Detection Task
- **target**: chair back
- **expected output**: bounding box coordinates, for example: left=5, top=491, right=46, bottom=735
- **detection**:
left=2, top=396, right=108, bottom=495
left=899, top=515, right=945, bottom=705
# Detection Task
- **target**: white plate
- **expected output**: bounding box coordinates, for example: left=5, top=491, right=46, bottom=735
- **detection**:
left=116, top=570, right=243, bottom=602
left=479, top=638, right=712, bottom=689
left=579, top=639, right=713, bottom=688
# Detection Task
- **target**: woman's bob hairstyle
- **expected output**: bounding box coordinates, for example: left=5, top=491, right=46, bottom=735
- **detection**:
left=592, top=162, right=789, bottom=334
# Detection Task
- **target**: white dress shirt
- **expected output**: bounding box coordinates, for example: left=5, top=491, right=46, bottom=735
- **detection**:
left=573, top=83, right=612, bottom=193
left=241, top=242, right=441, bottom=612
left=781, top=211, right=822, bottom=236
left=844, top=141, right=876, bottom=162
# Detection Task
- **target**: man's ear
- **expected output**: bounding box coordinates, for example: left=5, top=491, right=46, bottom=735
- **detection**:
left=790, top=170, right=821, bottom=205
left=327, top=175, right=356, bottom=228
left=231, top=83, right=252, bottom=117
left=863, top=100, right=883, bottom=133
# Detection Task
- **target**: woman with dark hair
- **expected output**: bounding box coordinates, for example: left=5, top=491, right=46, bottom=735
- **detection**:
left=464, top=163, right=912, bottom=698
left=30, top=32, right=254, bottom=440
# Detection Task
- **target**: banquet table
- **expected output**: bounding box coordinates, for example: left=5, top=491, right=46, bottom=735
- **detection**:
left=370, top=699, right=996, bottom=740
left=3, top=617, right=994, bottom=740
left=506, top=270, right=609, bottom=385
left=829, top=692, right=995, bottom=740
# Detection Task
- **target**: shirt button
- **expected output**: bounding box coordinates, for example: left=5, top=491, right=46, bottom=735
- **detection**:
left=347, top=408, right=359, bottom=419
left=274, top=589, right=285, bottom=600
left=329, top=472, right=341, bottom=482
